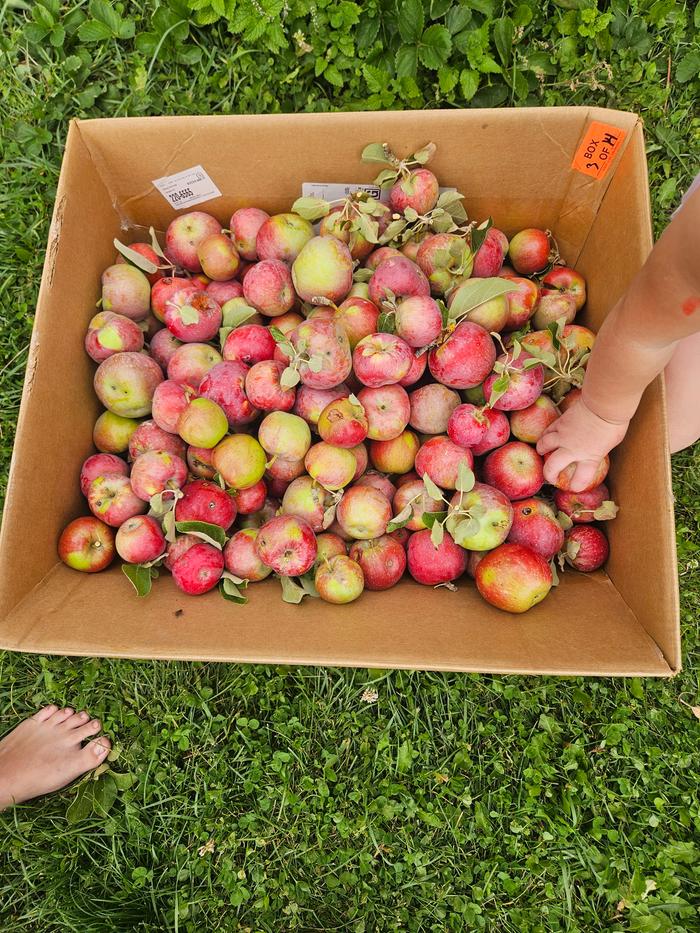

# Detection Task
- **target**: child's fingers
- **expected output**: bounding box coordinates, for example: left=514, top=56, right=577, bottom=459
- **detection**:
left=542, top=448, right=574, bottom=485
left=536, top=430, right=560, bottom=456
left=568, top=460, right=602, bottom=493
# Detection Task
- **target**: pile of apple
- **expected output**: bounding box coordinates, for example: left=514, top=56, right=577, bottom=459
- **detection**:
left=58, top=142, right=618, bottom=613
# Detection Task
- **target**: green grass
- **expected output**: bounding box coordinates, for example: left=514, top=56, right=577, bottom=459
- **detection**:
left=1, top=1, right=699, bottom=929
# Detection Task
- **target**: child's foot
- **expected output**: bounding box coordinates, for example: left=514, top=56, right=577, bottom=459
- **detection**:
left=0, top=706, right=111, bottom=810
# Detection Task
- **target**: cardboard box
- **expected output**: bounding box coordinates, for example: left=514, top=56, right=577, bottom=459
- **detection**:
left=0, top=107, right=680, bottom=676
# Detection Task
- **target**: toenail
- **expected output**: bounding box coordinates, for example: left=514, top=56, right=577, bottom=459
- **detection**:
left=95, top=743, right=109, bottom=756
left=78, top=711, right=89, bottom=720
left=91, top=720, right=100, bottom=728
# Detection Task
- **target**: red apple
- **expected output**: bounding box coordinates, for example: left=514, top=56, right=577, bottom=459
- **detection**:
left=58, top=517, right=115, bottom=572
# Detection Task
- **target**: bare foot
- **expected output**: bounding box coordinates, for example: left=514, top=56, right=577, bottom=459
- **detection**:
left=0, top=706, right=112, bottom=810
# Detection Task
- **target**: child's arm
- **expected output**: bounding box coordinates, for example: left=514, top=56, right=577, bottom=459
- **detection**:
left=537, top=186, right=700, bottom=491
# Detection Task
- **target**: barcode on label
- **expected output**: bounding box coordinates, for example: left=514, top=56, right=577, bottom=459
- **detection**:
left=152, top=165, right=222, bottom=209
left=302, top=182, right=389, bottom=203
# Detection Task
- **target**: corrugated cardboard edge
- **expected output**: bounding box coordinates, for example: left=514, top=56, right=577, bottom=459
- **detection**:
left=584, top=121, right=682, bottom=675
left=0, top=122, right=82, bottom=615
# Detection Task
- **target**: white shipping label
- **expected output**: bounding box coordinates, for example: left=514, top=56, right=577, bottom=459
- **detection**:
left=152, top=165, right=222, bottom=209
left=302, top=182, right=390, bottom=204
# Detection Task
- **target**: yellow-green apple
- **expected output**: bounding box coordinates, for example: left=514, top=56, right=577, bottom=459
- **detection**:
left=369, top=430, right=419, bottom=474
left=93, top=410, right=140, bottom=453
left=292, top=236, right=354, bottom=303
left=213, top=434, right=267, bottom=489
left=197, top=233, right=240, bottom=281
left=282, top=476, right=335, bottom=532
left=446, top=482, right=513, bottom=550
left=177, top=397, right=228, bottom=448
left=305, top=442, right=357, bottom=490
left=315, top=555, right=364, bottom=604
left=335, top=485, right=392, bottom=540
left=94, top=351, right=163, bottom=418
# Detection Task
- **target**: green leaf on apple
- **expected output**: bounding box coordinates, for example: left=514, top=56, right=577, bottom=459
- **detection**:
left=469, top=217, right=493, bottom=255
left=361, top=142, right=394, bottom=165
left=279, top=575, right=309, bottom=604
left=298, top=572, right=320, bottom=598
left=291, top=196, right=330, bottom=221
left=487, top=373, right=510, bottom=407
left=422, top=474, right=444, bottom=501
left=430, top=520, right=445, bottom=548
left=353, top=266, right=374, bottom=283
left=122, top=563, right=153, bottom=598
left=447, top=277, right=512, bottom=320
left=221, top=301, right=258, bottom=328
left=219, top=573, right=248, bottom=604
left=420, top=510, right=448, bottom=529
left=280, top=366, right=301, bottom=389
left=149, top=226, right=169, bottom=261
left=556, top=510, right=574, bottom=530
left=387, top=502, right=414, bottom=532
left=174, top=521, right=226, bottom=549
left=550, top=560, right=560, bottom=587
left=306, top=354, right=324, bottom=373
left=593, top=500, right=619, bottom=521
left=455, top=461, right=475, bottom=493
left=412, top=142, right=436, bottom=164
left=113, top=238, right=159, bottom=274
left=377, top=311, right=396, bottom=334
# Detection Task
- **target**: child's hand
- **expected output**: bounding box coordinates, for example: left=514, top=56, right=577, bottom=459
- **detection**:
left=536, top=398, right=629, bottom=491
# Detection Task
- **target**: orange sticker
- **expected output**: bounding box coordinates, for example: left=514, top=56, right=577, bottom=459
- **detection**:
left=571, top=122, right=626, bottom=180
